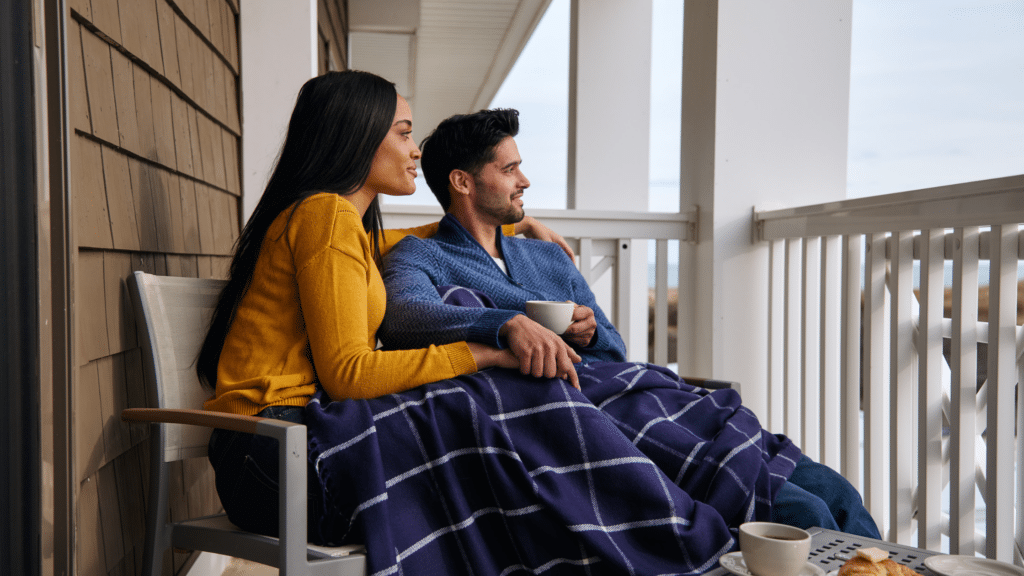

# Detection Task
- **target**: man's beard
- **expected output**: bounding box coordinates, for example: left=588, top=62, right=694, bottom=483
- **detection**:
left=497, top=203, right=525, bottom=225
left=482, top=202, right=524, bottom=225
left=474, top=178, right=525, bottom=224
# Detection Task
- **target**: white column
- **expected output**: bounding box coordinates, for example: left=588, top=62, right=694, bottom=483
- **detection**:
left=680, top=1, right=853, bottom=418
left=569, top=0, right=652, bottom=361
left=240, top=0, right=318, bottom=222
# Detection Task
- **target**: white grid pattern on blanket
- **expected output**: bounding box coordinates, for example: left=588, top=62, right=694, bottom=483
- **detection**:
left=307, top=362, right=799, bottom=575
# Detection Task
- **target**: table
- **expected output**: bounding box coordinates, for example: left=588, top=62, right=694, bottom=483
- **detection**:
left=707, top=527, right=941, bottom=576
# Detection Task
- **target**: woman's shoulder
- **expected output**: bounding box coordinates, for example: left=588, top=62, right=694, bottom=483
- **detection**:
left=284, top=193, right=364, bottom=232
left=281, top=193, right=368, bottom=259
left=292, top=192, right=360, bottom=219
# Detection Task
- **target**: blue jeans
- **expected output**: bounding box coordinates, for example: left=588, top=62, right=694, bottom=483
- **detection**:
left=771, top=455, right=881, bottom=538
left=207, top=405, right=324, bottom=541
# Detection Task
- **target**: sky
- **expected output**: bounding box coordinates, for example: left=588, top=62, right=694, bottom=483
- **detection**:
left=387, top=0, right=1023, bottom=212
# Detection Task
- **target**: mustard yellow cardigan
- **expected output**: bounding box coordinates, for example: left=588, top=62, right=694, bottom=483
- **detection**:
left=205, top=193, right=504, bottom=416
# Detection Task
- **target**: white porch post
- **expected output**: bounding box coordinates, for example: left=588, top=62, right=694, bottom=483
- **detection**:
left=568, top=0, right=652, bottom=361
left=240, top=0, right=318, bottom=222
left=680, top=1, right=853, bottom=419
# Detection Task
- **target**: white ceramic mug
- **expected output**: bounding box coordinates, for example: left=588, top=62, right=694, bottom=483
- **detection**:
left=524, top=300, right=575, bottom=334
left=738, top=522, right=811, bottom=576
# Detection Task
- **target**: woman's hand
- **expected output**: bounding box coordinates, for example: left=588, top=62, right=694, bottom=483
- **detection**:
left=467, top=342, right=519, bottom=370
left=515, top=216, right=575, bottom=261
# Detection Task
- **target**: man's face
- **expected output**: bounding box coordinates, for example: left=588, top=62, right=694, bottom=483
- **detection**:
left=469, top=136, right=530, bottom=225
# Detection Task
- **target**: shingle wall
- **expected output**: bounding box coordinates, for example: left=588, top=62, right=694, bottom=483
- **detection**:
left=65, top=0, right=348, bottom=573
left=67, top=0, right=240, bottom=573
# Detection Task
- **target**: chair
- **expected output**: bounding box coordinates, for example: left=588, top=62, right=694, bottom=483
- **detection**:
left=120, top=271, right=367, bottom=576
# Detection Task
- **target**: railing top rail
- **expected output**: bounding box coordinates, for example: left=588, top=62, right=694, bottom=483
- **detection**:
left=754, top=174, right=1024, bottom=241
left=382, top=204, right=698, bottom=241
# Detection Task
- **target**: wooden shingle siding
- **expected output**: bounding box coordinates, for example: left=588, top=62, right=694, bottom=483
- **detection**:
left=77, top=250, right=112, bottom=362
left=65, top=1, right=347, bottom=572
left=89, top=0, right=122, bottom=45
left=123, top=349, right=151, bottom=447
left=77, top=474, right=105, bottom=576
left=97, top=354, right=131, bottom=464
left=68, top=0, right=241, bottom=574
left=114, top=444, right=149, bottom=544
left=97, top=461, right=126, bottom=572
left=69, top=0, right=92, bottom=20
left=172, top=13, right=196, bottom=97
left=178, top=178, right=203, bottom=254
left=76, top=357, right=106, bottom=481
left=81, top=29, right=119, bottom=143
left=157, top=0, right=181, bottom=87
left=170, top=94, right=195, bottom=175
left=151, top=81, right=179, bottom=168
left=132, top=65, right=158, bottom=162
left=109, top=50, right=139, bottom=151
left=71, top=136, right=114, bottom=248
left=221, top=127, right=240, bottom=193
left=103, top=251, right=138, bottom=355
left=68, top=22, right=92, bottom=134
left=101, top=147, right=141, bottom=251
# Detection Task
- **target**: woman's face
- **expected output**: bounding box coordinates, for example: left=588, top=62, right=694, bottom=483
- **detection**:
left=363, top=95, right=421, bottom=197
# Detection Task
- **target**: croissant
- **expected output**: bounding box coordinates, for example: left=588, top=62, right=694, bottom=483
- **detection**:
left=838, top=548, right=922, bottom=576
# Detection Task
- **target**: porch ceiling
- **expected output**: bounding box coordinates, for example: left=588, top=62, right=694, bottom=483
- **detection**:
left=348, top=0, right=552, bottom=136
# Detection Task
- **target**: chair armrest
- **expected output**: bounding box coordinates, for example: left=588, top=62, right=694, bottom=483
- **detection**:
left=121, top=407, right=265, bottom=434
left=679, top=377, right=741, bottom=394
left=123, top=406, right=311, bottom=570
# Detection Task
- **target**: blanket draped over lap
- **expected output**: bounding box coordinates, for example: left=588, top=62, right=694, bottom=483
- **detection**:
left=304, top=287, right=802, bottom=576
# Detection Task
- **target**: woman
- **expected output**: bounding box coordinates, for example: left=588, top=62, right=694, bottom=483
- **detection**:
left=198, top=70, right=570, bottom=539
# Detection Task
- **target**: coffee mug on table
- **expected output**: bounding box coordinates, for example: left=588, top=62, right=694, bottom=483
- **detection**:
left=524, top=300, right=575, bottom=334
left=738, top=522, right=811, bottom=576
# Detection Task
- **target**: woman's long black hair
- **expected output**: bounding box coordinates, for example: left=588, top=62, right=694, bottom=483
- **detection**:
left=197, top=70, right=398, bottom=389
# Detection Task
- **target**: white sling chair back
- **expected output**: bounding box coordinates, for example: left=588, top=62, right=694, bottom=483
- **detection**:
left=121, top=271, right=367, bottom=576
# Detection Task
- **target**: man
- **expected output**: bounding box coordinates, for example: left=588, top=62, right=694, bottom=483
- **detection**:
left=378, top=108, right=879, bottom=539
left=380, top=113, right=621, bottom=390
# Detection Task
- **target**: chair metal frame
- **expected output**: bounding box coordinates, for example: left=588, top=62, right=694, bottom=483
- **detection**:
left=121, top=271, right=367, bottom=576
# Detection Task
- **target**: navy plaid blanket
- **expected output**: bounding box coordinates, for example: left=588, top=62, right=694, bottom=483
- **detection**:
left=305, top=362, right=800, bottom=575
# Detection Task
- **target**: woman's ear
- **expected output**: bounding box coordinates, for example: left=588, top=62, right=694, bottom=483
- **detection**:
left=449, top=169, right=473, bottom=198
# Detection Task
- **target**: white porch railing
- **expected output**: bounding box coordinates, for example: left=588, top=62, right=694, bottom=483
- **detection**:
left=753, top=175, right=1024, bottom=562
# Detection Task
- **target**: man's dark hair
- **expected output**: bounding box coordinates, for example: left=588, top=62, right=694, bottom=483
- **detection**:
left=420, top=108, right=520, bottom=211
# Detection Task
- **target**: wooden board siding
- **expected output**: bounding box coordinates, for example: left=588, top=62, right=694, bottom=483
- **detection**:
left=65, top=1, right=349, bottom=573
left=67, top=1, right=241, bottom=574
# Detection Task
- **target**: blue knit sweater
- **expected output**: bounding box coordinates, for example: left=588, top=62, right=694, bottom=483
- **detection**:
left=379, top=214, right=627, bottom=363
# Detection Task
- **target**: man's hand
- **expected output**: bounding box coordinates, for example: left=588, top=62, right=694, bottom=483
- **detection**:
left=515, top=216, right=575, bottom=261
left=500, top=314, right=581, bottom=389
left=562, top=304, right=597, bottom=348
